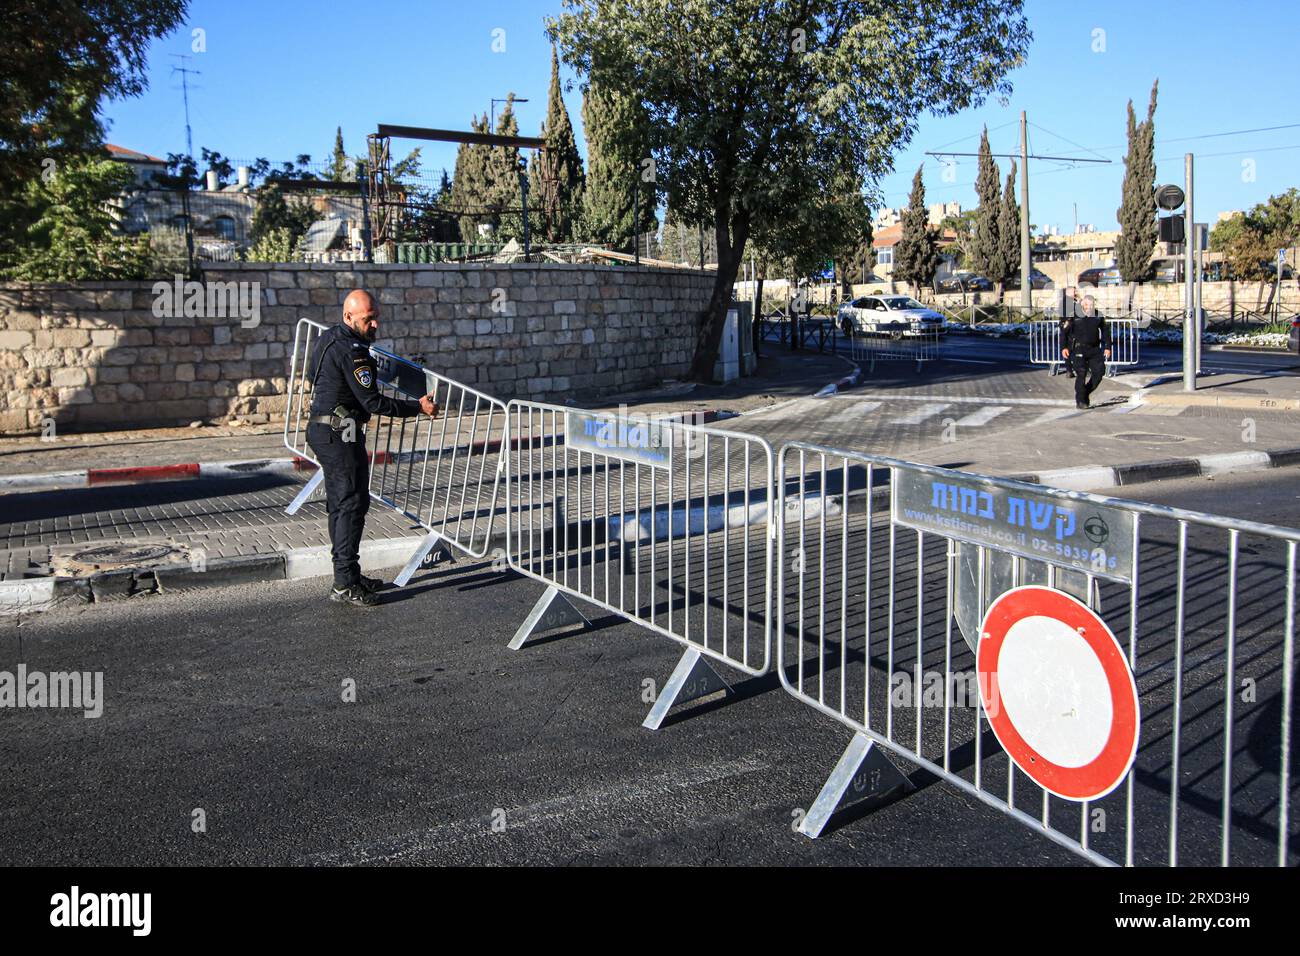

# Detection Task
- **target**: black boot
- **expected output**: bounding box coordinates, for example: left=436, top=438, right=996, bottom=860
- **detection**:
left=330, top=583, right=379, bottom=607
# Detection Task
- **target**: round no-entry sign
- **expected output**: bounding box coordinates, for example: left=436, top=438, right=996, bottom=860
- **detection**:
left=976, top=585, right=1139, bottom=801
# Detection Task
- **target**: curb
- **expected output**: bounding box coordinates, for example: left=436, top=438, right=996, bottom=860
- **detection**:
left=1135, top=392, right=1300, bottom=412
left=1022, top=447, right=1300, bottom=491
left=0, top=456, right=318, bottom=492
left=3, top=530, right=510, bottom=615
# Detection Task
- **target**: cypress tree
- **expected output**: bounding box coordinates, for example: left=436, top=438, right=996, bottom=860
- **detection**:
left=577, top=80, right=656, bottom=249
left=487, top=94, right=525, bottom=241
left=998, top=162, right=1021, bottom=287
left=530, top=45, right=585, bottom=243
left=329, top=127, right=349, bottom=181
left=1115, top=79, right=1159, bottom=283
left=893, top=167, right=938, bottom=292
left=971, top=127, right=1005, bottom=293
left=451, top=113, right=497, bottom=241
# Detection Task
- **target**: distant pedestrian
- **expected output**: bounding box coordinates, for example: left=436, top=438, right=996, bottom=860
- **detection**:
left=1061, top=294, right=1111, bottom=409
left=1059, top=285, right=1080, bottom=379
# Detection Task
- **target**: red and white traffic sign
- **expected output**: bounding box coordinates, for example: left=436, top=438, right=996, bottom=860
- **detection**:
left=976, top=585, right=1139, bottom=801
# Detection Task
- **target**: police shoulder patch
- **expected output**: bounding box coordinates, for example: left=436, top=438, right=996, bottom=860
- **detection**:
left=354, top=365, right=373, bottom=388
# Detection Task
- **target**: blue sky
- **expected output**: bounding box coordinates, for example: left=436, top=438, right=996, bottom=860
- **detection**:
left=101, top=0, right=1298, bottom=233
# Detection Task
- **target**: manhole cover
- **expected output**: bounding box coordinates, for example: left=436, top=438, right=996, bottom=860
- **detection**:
left=1112, top=432, right=1185, bottom=444
left=51, top=541, right=192, bottom=576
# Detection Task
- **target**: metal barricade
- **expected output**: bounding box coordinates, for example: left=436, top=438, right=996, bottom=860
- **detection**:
left=1031, top=318, right=1140, bottom=376
left=283, top=317, right=508, bottom=582
left=850, top=330, right=940, bottom=372
left=776, top=444, right=1297, bottom=867
left=1028, top=320, right=1065, bottom=374
left=505, top=399, right=776, bottom=728
left=1107, top=317, right=1139, bottom=372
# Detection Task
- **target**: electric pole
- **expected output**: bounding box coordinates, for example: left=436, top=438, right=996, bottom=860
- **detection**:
left=927, top=114, right=1111, bottom=312
left=170, top=54, right=200, bottom=159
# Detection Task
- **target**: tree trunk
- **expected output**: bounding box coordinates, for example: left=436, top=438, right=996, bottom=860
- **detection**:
left=687, top=211, right=748, bottom=382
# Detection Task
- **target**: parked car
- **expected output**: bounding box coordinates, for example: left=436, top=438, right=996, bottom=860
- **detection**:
left=838, top=295, right=945, bottom=337
left=1004, top=268, right=1054, bottom=290
left=1076, top=266, right=1121, bottom=287
left=936, top=272, right=993, bottom=293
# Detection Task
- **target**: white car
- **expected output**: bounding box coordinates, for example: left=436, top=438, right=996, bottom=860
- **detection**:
left=837, top=295, right=945, bottom=338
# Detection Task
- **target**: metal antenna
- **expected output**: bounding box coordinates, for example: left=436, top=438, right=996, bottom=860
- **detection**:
left=170, top=54, right=201, bottom=158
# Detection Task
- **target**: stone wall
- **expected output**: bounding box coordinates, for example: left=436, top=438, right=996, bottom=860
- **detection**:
left=0, top=262, right=715, bottom=435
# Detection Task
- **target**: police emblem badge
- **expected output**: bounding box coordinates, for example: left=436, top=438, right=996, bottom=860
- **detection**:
left=354, top=366, right=373, bottom=388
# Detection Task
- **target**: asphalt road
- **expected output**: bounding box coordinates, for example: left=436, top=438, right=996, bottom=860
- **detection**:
left=1, top=465, right=1296, bottom=866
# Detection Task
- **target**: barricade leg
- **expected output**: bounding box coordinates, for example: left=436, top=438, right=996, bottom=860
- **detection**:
left=392, top=530, right=454, bottom=587
left=508, top=584, right=591, bottom=650
left=285, top=469, right=324, bottom=516
left=641, top=647, right=734, bottom=731
left=797, top=732, right=913, bottom=839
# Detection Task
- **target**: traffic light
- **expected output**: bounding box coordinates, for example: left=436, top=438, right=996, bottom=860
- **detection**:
left=1159, top=214, right=1185, bottom=244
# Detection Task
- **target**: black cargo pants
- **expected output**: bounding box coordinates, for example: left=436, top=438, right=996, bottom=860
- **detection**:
left=307, top=421, right=370, bottom=588
left=1071, top=347, right=1106, bottom=405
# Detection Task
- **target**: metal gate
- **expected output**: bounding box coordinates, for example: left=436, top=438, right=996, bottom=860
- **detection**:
left=283, top=317, right=508, bottom=582
left=1030, top=318, right=1140, bottom=376
left=776, top=443, right=1296, bottom=866
left=850, top=330, right=940, bottom=372
left=505, top=400, right=776, bottom=728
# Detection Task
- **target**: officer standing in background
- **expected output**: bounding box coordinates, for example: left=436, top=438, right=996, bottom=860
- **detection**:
left=1061, top=294, right=1111, bottom=409
left=1059, top=285, right=1080, bottom=379
left=307, top=289, right=439, bottom=607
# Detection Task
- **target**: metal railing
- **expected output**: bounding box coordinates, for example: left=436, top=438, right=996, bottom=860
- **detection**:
left=283, top=317, right=508, bottom=580
left=504, top=400, right=776, bottom=727
left=776, top=444, right=1297, bottom=866
left=1028, top=319, right=1139, bottom=376
left=849, top=329, right=941, bottom=372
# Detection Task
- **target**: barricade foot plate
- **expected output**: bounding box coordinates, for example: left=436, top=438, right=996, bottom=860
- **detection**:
left=285, top=469, right=324, bottom=516
left=797, top=732, right=913, bottom=839
left=641, top=648, right=733, bottom=731
left=508, top=585, right=591, bottom=650
left=393, top=531, right=454, bottom=587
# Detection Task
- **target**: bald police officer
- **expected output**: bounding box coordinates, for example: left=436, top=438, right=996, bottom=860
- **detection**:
left=1061, top=294, right=1111, bottom=409
left=308, top=289, right=439, bottom=607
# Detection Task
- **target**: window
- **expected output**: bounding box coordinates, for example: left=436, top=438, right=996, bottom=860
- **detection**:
left=211, top=216, right=237, bottom=241
left=877, top=248, right=893, bottom=265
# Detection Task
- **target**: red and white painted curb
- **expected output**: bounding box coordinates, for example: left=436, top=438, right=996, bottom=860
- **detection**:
left=0, top=456, right=318, bottom=492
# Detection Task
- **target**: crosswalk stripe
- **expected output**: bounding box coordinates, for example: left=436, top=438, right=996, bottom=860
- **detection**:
left=827, top=400, right=882, bottom=423
left=952, top=405, right=1011, bottom=427
left=890, top=402, right=950, bottom=425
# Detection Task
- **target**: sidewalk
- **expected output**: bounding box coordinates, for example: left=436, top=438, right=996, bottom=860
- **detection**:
left=2, top=345, right=1295, bottom=610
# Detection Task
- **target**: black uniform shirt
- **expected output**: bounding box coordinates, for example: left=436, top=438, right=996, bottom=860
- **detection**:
left=1063, top=312, right=1112, bottom=351
left=308, top=322, right=420, bottom=423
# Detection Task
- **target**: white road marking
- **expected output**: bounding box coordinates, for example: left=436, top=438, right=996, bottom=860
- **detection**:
left=890, top=402, right=951, bottom=425
left=832, top=392, right=1077, bottom=408
left=826, top=400, right=882, bottom=423
left=1029, top=407, right=1081, bottom=426
left=952, top=405, right=1012, bottom=427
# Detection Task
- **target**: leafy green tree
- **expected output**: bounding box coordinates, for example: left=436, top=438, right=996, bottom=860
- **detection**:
left=531, top=46, right=586, bottom=242
left=970, top=127, right=1006, bottom=293
left=577, top=79, right=657, bottom=249
left=1210, top=189, right=1300, bottom=282
left=1115, top=80, right=1159, bottom=283
left=997, top=161, right=1021, bottom=287
left=939, top=208, right=979, bottom=269
left=0, top=0, right=187, bottom=256
left=488, top=95, right=526, bottom=242
left=893, top=166, right=938, bottom=292
left=250, top=182, right=319, bottom=254
left=550, top=0, right=1033, bottom=377
left=5, top=155, right=149, bottom=280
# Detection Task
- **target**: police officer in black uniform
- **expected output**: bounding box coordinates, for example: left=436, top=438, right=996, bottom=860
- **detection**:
left=307, top=289, right=439, bottom=607
left=1061, top=294, right=1111, bottom=409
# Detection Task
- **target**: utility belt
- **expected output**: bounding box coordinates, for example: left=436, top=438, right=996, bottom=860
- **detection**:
left=309, top=404, right=362, bottom=432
